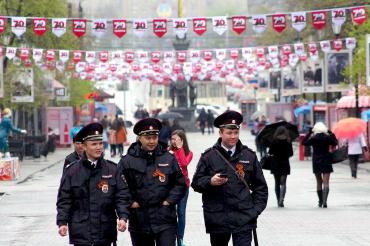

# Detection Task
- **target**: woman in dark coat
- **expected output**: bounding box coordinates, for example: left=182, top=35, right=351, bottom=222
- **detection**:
left=303, top=122, right=338, bottom=208
left=268, top=126, right=293, bottom=207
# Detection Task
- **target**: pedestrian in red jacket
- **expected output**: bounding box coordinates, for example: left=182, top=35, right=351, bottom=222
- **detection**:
left=170, top=129, right=193, bottom=246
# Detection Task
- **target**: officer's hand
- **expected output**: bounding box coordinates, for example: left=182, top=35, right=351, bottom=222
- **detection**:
left=58, top=225, right=68, bottom=237
left=210, top=174, right=228, bottom=186
left=117, top=219, right=127, bottom=232
left=131, top=201, right=140, bottom=208
left=162, top=200, right=170, bottom=206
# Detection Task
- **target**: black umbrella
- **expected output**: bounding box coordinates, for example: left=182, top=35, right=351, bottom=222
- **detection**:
left=256, top=121, right=299, bottom=147
left=157, top=112, right=184, bottom=120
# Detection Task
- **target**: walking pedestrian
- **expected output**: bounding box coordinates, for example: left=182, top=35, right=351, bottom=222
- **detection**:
left=169, top=130, right=193, bottom=246
left=118, top=118, right=187, bottom=246
left=116, top=117, right=128, bottom=156
left=56, top=122, right=131, bottom=246
left=268, top=126, right=293, bottom=207
left=158, top=120, right=172, bottom=146
left=197, top=108, right=208, bottom=135
left=303, top=122, right=338, bottom=208
left=347, top=133, right=368, bottom=178
left=192, top=110, right=268, bottom=246
left=207, top=109, right=215, bottom=134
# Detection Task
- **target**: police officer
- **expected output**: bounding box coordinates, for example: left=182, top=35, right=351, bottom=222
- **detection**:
left=63, top=129, right=84, bottom=171
left=191, top=111, right=268, bottom=246
left=118, top=118, right=187, bottom=246
left=56, top=122, right=131, bottom=246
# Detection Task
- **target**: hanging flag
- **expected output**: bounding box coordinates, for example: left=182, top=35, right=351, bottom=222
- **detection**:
left=189, top=50, right=201, bottom=62
left=111, top=50, right=122, bottom=62
left=99, top=51, right=109, bottom=63
left=137, top=51, right=149, bottom=63
left=299, top=53, right=308, bottom=62
left=72, top=19, right=87, bottom=38
left=291, top=12, right=306, bottom=32
left=346, top=37, right=357, bottom=50
left=133, top=19, right=148, bottom=36
left=92, top=19, right=107, bottom=38
left=52, top=18, right=67, bottom=37
left=331, top=8, right=346, bottom=27
left=272, top=14, right=286, bottom=33
left=125, top=51, right=134, bottom=63
left=268, top=46, right=278, bottom=58
left=232, top=16, right=247, bottom=35
left=294, top=43, right=305, bottom=55
left=173, top=18, right=188, bottom=38
left=12, top=17, right=26, bottom=37
left=312, top=11, right=326, bottom=30
left=85, top=51, right=96, bottom=63
left=112, top=19, right=127, bottom=38
left=320, top=40, right=331, bottom=52
left=0, top=17, right=6, bottom=34
left=59, top=50, right=69, bottom=63
left=150, top=51, right=161, bottom=63
left=288, top=54, right=299, bottom=67
left=33, top=49, right=43, bottom=62
left=193, top=18, right=207, bottom=36
left=333, top=39, right=343, bottom=51
left=308, top=43, right=317, bottom=53
left=309, top=50, right=319, bottom=61
left=256, top=48, right=265, bottom=58
left=212, top=16, right=227, bottom=35
left=73, top=51, right=83, bottom=62
left=282, top=45, right=292, bottom=55
left=163, top=51, right=175, bottom=62
left=203, top=50, right=213, bottom=61
left=351, top=7, right=367, bottom=25
left=177, top=51, right=187, bottom=62
left=241, top=48, right=253, bottom=60
left=32, top=18, right=47, bottom=36
left=230, top=49, right=239, bottom=60
left=46, top=50, right=55, bottom=61
left=216, top=49, right=227, bottom=61
left=19, top=48, right=29, bottom=61
left=153, top=18, right=167, bottom=38
left=251, top=15, right=267, bottom=33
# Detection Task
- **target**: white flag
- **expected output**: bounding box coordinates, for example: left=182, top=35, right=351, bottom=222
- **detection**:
left=212, top=16, right=228, bottom=35
left=291, top=12, right=306, bottom=32
left=133, top=19, right=148, bottom=37
left=6, top=47, right=17, bottom=60
left=52, top=18, right=67, bottom=37
left=92, top=19, right=107, bottom=38
left=173, top=18, right=188, bottom=39
left=346, top=37, right=356, bottom=50
left=85, top=51, right=96, bottom=63
left=320, top=40, right=331, bottom=53
left=216, top=49, right=227, bottom=61
left=33, top=49, right=43, bottom=62
left=12, top=17, right=27, bottom=37
left=251, top=15, right=267, bottom=33
left=59, top=50, right=70, bottom=63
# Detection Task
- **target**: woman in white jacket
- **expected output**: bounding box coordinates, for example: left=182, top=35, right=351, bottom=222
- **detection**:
left=347, top=133, right=368, bottom=178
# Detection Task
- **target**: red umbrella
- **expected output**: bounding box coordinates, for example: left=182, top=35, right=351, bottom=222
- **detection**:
left=332, top=117, right=367, bottom=139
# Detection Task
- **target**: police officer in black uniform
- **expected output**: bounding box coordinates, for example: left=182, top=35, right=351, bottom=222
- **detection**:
left=56, top=122, right=131, bottom=246
left=118, top=118, right=187, bottom=246
left=63, top=129, right=84, bottom=171
left=191, top=111, right=268, bottom=246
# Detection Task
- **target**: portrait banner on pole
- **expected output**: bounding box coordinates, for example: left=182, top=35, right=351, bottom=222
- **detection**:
left=366, top=34, right=370, bottom=87
left=325, top=50, right=351, bottom=92
left=11, top=68, right=34, bottom=102
left=301, top=58, right=324, bottom=93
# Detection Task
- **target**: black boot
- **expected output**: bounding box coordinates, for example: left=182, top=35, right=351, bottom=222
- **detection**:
left=351, top=170, right=357, bottom=178
left=278, top=185, right=286, bottom=207
left=317, top=190, right=323, bottom=207
left=322, top=187, right=329, bottom=208
left=275, top=184, right=280, bottom=207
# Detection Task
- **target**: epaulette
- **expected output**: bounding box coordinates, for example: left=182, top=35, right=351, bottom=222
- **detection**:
left=243, top=145, right=256, bottom=154
left=65, top=160, right=78, bottom=169
left=201, top=147, right=214, bottom=157
left=106, top=159, right=117, bottom=166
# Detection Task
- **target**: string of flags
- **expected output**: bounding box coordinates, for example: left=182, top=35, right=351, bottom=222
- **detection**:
left=0, top=5, right=367, bottom=38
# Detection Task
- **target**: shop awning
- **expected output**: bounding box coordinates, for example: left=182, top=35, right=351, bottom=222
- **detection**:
left=336, top=96, right=370, bottom=109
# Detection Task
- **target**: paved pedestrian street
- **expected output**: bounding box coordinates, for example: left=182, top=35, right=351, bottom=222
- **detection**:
left=1, top=130, right=370, bottom=245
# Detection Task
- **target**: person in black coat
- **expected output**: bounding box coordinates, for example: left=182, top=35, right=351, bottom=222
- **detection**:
left=303, top=122, right=338, bottom=208
left=268, top=126, right=293, bottom=207
left=56, top=123, right=131, bottom=245
left=118, top=118, right=187, bottom=246
left=192, top=111, right=268, bottom=246
left=63, top=128, right=84, bottom=172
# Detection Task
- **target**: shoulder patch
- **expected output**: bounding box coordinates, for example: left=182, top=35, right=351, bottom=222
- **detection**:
left=106, top=159, right=117, bottom=166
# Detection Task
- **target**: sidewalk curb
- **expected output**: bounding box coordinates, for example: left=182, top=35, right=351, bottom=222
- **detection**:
left=16, top=158, right=64, bottom=184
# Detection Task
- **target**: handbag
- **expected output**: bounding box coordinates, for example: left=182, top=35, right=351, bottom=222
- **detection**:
left=260, top=154, right=274, bottom=170
left=331, top=146, right=348, bottom=164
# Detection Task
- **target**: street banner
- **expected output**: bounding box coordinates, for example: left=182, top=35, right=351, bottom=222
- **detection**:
left=294, top=43, right=305, bottom=55
left=112, top=19, right=127, bottom=38
left=59, top=50, right=69, bottom=63
left=216, top=49, right=227, bottom=61
left=232, top=16, right=247, bottom=34
left=92, top=19, right=107, bottom=38
left=320, top=40, right=331, bottom=53
left=19, top=48, right=29, bottom=61
left=308, top=43, right=317, bottom=53
left=301, top=58, right=324, bottom=93
left=11, top=68, right=34, bottom=103
left=251, top=15, right=267, bottom=33
left=282, top=45, right=292, bottom=55
left=153, top=18, right=167, bottom=38
left=333, top=39, right=343, bottom=51
left=133, top=19, right=148, bottom=36
left=33, top=49, right=43, bottom=62
left=173, top=18, right=188, bottom=38
left=177, top=51, right=187, bottom=63
left=73, top=51, right=83, bottom=63
left=256, top=48, right=265, bottom=58
left=212, top=16, right=228, bottom=35
left=111, top=50, right=123, bottom=62
left=203, top=50, right=213, bottom=61
left=32, top=18, right=47, bottom=36
left=312, top=11, right=327, bottom=30
left=0, top=57, right=3, bottom=98
left=291, top=12, right=306, bottom=32
left=137, top=51, right=149, bottom=63
left=12, top=17, right=26, bottom=37
left=272, top=14, right=286, bottom=33
left=257, top=70, right=270, bottom=91
left=125, top=51, right=134, bottom=63
left=346, top=37, right=356, bottom=50
left=6, top=47, right=16, bottom=60
left=193, top=18, right=207, bottom=36
left=52, top=18, right=67, bottom=37
left=366, top=35, right=370, bottom=87
left=0, top=17, right=6, bottom=34
left=46, top=50, right=55, bottom=61
left=269, top=70, right=281, bottom=95
left=332, top=8, right=346, bottom=27
left=189, top=50, right=200, bottom=62
left=85, top=51, right=96, bottom=63
left=72, top=19, right=87, bottom=38
left=268, top=46, right=278, bottom=58
left=163, top=51, right=174, bottom=62
left=352, top=7, right=367, bottom=25
left=325, top=50, right=351, bottom=92
left=98, top=51, right=109, bottom=63
left=282, top=66, right=301, bottom=96
left=230, top=49, right=239, bottom=60
left=150, top=51, right=161, bottom=63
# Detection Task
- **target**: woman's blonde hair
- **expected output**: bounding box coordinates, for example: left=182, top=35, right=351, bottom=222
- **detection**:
left=312, top=122, right=328, bottom=134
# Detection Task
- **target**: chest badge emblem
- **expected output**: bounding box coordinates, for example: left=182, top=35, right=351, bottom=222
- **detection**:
left=98, top=180, right=109, bottom=193
left=153, top=168, right=166, bottom=182
left=236, top=163, right=245, bottom=178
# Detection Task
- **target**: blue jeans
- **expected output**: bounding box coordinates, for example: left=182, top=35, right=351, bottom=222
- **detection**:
left=177, top=188, right=189, bottom=240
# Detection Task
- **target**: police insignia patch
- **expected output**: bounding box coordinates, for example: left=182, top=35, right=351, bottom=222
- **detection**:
left=236, top=163, right=245, bottom=178
left=152, top=168, right=166, bottom=182
left=98, top=180, right=109, bottom=193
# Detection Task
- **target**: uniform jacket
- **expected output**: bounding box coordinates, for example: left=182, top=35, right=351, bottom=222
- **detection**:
left=56, top=155, right=131, bottom=245
left=118, top=141, right=187, bottom=234
left=191, top=139, right=268, bottom=233
left=63, top=151, right=80, bottom=171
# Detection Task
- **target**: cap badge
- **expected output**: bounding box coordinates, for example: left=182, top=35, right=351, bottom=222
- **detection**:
left=95, top=130, right=99, bottom=135
left=232, top=120, right=236, bottom=124
left=149, top=126, right=153, bottom=130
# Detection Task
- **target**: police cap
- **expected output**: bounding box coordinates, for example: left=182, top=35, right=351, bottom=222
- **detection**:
left=214, top=110, right=243, bottom=129
left=72, top=127, right=83, bottom=143
left=78, top=122, right=103, bottom=142
left=133, top=118, right=162, bottom=136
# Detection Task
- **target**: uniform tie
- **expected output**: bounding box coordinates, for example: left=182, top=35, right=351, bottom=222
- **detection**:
left=227, top=150, right=232, bottom=157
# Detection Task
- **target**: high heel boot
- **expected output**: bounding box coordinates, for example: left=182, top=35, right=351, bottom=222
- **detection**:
left=317, top=190, right=323, bottom=207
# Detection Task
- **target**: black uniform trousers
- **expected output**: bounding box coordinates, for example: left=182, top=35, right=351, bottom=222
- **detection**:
left=130, top=227, right=177, bottom=246
left=210, top=230, right=253, bottom=246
